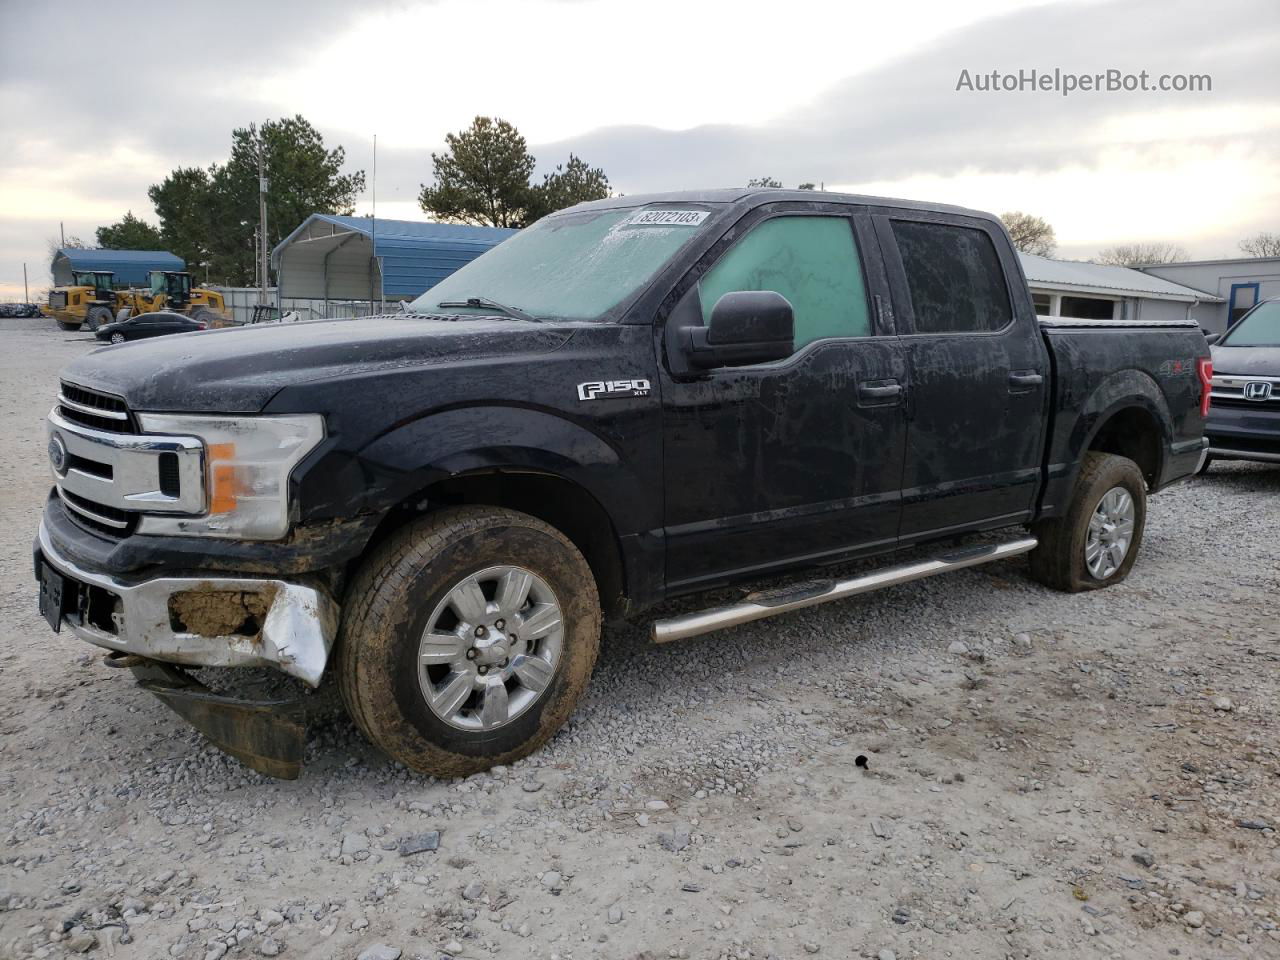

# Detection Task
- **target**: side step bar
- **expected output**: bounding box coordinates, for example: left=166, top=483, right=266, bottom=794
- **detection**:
left=651, top=537, right=1038, bottom=643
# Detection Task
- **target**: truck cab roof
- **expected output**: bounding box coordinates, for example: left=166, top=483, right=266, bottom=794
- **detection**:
left=567, top=188, right=997, bottom=223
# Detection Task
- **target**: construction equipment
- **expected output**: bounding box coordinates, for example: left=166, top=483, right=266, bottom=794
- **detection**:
left=47, top=271, right=230, bottom=332
left=45, top=271, right=117, bottom=331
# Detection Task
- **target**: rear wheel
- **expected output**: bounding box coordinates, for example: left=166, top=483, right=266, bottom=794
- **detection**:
left=56, top=320, right=81, bottom=332
left=337, top=506, right=601, bottom=777
left=1029, top=452, right=1146, bottom=592
left=191, top=307, right=222, bottom=327
left=84, top=306, right=113, bottom=332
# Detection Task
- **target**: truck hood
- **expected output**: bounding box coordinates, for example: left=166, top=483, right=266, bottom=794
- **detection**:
left=60, top=315, right=580, bottom=413
left=1211, top=344, right=1280, bottom=377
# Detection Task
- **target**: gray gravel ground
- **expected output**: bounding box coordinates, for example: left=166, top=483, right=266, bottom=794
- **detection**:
left=1, top=315, right=1278, bottom=960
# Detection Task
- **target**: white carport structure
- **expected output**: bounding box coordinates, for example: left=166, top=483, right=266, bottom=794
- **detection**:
left=271, top=214, right=518, bottom=312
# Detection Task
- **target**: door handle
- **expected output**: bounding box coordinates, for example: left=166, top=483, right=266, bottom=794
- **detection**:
left=1008, top=371, right=1043, bottom=389
left=857, top=380, right=903, bottom=404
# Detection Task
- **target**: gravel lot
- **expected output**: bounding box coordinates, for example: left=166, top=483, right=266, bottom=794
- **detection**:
left=1, top=315, right=1277, bottom=960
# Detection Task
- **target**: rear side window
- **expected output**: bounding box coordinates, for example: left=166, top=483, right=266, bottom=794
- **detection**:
left=891, top=221, right=1012, bottom=334
left=699, top=215, right=871, bottom=349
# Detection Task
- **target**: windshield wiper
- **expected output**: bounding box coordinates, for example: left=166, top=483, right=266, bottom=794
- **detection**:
left=436, top=296, right=539, bottom=323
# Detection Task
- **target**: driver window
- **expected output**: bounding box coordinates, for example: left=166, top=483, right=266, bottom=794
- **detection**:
left=698, top=215, right=871, bottom=349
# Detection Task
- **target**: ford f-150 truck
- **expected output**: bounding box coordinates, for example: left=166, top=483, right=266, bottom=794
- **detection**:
left=34, top=189, right=1212, bottom=779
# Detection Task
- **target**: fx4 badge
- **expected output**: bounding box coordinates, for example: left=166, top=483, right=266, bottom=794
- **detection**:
left=577, top=379, right=651, bottom=401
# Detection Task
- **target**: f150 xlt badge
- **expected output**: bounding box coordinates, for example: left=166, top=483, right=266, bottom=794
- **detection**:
left=577, top=379, right=651, bottom=401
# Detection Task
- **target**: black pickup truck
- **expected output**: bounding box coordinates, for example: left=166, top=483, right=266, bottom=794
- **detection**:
left=34, top=189, right=1211, bottom=778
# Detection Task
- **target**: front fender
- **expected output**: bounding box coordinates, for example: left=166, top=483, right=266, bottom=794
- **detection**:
left=344, top=404, right=655, bottom=536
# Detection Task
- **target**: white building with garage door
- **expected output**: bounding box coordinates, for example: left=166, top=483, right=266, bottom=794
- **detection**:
left=1019, top=253, right=1222, bottom=326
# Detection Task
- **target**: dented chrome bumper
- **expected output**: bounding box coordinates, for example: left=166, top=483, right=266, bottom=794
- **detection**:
left=35, top=520, right=338, bottom=686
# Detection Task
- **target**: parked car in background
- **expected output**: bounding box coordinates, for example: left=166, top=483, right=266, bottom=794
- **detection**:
left=94, top=311, right=208, bottom=344
left=0, top=302, right=41, bottom=318
left=1203, top=297, right=1280, bottom=467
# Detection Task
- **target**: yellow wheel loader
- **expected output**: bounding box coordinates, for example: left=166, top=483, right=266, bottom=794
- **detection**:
left=45, top=271, right=117, bottom=331
left=47, top=271, right=230, bottom=332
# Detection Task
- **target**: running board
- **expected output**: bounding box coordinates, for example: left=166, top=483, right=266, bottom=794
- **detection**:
left=651, top=537, right=1038, bottom=644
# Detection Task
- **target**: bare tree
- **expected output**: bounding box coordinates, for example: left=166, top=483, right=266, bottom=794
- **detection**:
left=999, top=212, right=1056, bottom=257
left=1239, top=232, right=1280, bottom=258
left=47, top=235, right=88, bottom=261
left=746, top=177, right=783, bottom=188
left=1094, top=243, right=1189, bottom=266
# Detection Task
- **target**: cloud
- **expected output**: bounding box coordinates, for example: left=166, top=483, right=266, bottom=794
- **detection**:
left=0, top=0, right=1276, bottom=294
left=533, top=0, right=1279, bottom=192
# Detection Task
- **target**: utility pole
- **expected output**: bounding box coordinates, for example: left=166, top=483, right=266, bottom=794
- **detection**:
left=369, top=133, right=377, bottom=315
left=23, top=263, right=29, bottom=303
left=60, top=222, right=65, bottom=247
left=258, top=143, right=270, bottom=304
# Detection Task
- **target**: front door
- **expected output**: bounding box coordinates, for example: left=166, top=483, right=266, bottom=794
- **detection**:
left=660, top=205, right=908, bottom=593
left=874, top=212, right=1049, bottom=543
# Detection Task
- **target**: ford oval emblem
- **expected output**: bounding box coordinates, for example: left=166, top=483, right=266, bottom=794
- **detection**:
left=48, top=433, right=68, bottom=474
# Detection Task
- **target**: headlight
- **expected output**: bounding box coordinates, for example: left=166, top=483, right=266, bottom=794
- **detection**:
left=134, top=413, right=325, bottom=540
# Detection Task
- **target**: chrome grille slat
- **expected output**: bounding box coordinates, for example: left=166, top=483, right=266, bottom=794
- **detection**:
left=59, top=490, right=130, bottom=529
left=57, top=392, right=129, bottom=420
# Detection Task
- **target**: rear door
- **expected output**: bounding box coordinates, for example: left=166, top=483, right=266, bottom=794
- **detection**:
left=659, top=203, right=908, bottom=592
left=874, top=211, right=1049, bottom=543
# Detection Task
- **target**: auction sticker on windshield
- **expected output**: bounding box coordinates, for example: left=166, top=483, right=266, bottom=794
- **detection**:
left=625, top=210, right=709, bottom=227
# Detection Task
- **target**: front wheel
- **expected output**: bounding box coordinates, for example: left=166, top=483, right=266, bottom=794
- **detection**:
left=109, top=332, right=126, bottom=344
left=84, top=306, right=113, bottom=332
left=337, top=506, right=601, bottom=777
left=1029, top=452, right=1147, bottom=592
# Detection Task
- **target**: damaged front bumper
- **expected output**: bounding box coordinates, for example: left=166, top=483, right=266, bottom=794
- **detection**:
left=35, top=519, right=339, bottom=686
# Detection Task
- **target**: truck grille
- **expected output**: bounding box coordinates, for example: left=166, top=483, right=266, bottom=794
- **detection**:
left=50, top=291, right=67, bottom=309
left=58, top=382, right=135, bottom=433
left=46, top=389, right=205, bottom=540
left=1210, top=374, right=1280, bottom=406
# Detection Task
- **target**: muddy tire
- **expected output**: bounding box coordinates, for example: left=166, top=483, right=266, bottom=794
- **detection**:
left=84, top=306, right=113, bottom=332
left=1029, top=452, right=1147, bottom=593
left=337, top=506, right=601, bottom=777
left=56, top=320, right=81, bottom=332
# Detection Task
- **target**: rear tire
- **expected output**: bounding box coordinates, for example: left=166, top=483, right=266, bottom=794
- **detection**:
left=191, top=307, right=223, bottom=327
left=337, top=506, right=601, bottom=777
left=1029, top=452, right=1146, bottom=593
left=84, top=306, right=112, bottom=332
left=57, top=320, right=81, bottom=331
left=109, top=332, right=126, bottom=344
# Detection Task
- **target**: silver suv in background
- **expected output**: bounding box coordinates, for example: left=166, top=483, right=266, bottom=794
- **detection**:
left=1204, top=298, right=1280, bottom=467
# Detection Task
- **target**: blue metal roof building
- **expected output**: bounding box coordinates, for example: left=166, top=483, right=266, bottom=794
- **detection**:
left=52, top=248, right=185, bottom=287
left=271, top=214, right=517, bottom=304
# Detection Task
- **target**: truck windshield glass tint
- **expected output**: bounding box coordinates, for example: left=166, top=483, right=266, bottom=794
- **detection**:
left=1222, top=300, right=1280, bottom=346
left=892, top=221, right=1012, bottom=334
left=413, top=208, right=711, bottom=321
left=698, top=216, right=871, bottom=348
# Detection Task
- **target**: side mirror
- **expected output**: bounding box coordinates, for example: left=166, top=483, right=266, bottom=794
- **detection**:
left=1204, top=332, right=1220, bottom=345
left=682, top=291, right=794, bottom=369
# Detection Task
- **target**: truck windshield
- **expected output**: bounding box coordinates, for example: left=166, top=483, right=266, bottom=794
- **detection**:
left=412, top=206, right=715, bottom=321
left=1221, top=300, right=1280, bottom=346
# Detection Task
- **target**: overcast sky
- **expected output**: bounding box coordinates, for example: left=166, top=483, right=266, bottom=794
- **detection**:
left=1, top=0, right=1277, bottom=297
